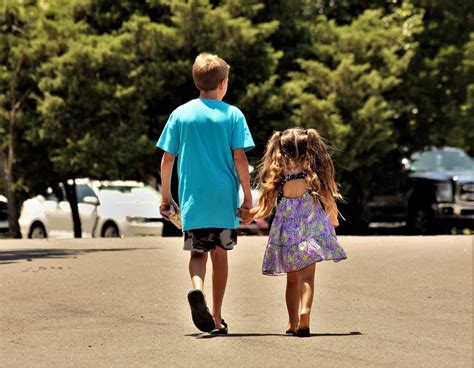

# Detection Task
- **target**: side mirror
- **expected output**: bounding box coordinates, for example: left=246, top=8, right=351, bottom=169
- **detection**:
left=83, top=196, right=100, bottom=206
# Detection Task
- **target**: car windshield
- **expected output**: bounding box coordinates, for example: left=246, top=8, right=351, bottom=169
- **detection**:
left=411, top=150, right=473, bottom=172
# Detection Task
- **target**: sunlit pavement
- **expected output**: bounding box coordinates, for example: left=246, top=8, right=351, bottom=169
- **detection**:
left=1, top=235, right=472, bottom=367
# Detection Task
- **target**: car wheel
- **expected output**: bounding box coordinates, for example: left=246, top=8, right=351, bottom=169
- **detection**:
left=30, top=223, right=47, bottom=239
left=102, top=223, right=119, bottom=238
left=408, top=206, right=434, bottom=235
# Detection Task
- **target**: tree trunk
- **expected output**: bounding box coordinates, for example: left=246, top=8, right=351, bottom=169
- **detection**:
left=63, top=179, right=82, bottom=238
left=0, top=51, right=29, bottom=238
left=0, top=149, right=21, bottom=238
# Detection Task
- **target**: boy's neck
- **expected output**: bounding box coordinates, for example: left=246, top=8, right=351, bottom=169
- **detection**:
left=199, top=90, right=222, bottom=101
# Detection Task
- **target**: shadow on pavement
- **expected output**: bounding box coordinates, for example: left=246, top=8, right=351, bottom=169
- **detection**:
left=187, top=331, right=362, bottom=339
left=0, top=247, right=154, bottom=265
left=311, top=331, right=362, bottom=337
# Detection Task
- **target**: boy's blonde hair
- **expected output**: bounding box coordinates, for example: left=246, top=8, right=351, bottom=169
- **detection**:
left=192, top=52, right=230, bottom=92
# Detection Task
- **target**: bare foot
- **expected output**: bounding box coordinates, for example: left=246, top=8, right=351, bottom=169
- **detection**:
left=299, top=311, right=310, bottom=329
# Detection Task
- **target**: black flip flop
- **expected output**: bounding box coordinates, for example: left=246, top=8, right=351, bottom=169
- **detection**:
left=296, top=327, right=310, bottom=337
left=210, top=319, right=228, bottom=335
left=187, top=289, right=215, bottom=333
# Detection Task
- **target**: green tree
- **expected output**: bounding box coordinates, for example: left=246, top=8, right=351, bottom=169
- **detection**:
left=397, top=0, right=474, bottom=154
left=71, top=0, right=282, bottom=158
left=282, top=3, right=424, bottom=229
left=0, top=0, right=46, bottom=238
left=32, top=0, right=282, bottom=236
left=36, top=29, right=153, bottom=237
left=4, top=0, right=471, bottom=237
left=462, top=33, right=474, bottom=147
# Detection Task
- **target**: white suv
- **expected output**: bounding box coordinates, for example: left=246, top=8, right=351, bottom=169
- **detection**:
left=19, top=179, right=163, bottom=239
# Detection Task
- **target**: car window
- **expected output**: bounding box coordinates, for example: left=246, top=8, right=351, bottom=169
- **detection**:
left=128, top=187, right=161, bottom=201
left=411, top=150, right=473, bottom=172
left=47, top=186, right=66, bottom=202
left=99, top=186, right=161, bottom=202
left=47, top=193, right=58, bottom=201
left=76, top=185, right=97, bottom=203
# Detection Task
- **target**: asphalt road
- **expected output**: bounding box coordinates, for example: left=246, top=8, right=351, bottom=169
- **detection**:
left=0, top=235, right=472, bottom=368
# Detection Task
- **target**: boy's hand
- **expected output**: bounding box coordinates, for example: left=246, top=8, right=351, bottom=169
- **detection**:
left=160, top=198, right=179, bottom=221
left=238, top=194, right=254, bottom=224
left=238, top=207, right=254, bottom=225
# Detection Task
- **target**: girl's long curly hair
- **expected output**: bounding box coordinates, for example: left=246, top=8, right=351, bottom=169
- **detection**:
left=254, top=128, right=341, bottom=219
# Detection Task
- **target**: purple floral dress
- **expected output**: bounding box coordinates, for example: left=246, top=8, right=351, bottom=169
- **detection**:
left=262, top=176, right=347, bottom=276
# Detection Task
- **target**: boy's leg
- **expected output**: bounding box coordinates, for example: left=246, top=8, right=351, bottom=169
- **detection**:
left=286, top=271, right=300, bottom=332
left=210, top=246, right=228, bottom=329
left=189, top=251, right=208, bottom=290
left=298, top=263, right=316, bottom=329
left=188, top=250, right=215, bottom=332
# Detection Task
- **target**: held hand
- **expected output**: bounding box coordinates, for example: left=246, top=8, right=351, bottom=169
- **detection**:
left=238, top=207, right=249, bottom=219
left=240, top=194, right=254, bottom=224
left=238, top=207, right=254, bottom=225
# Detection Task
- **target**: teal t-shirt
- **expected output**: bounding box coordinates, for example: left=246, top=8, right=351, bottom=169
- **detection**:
left=156, top=98, right=255, bottom=231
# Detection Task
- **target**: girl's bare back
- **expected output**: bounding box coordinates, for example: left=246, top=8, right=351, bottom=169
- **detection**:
left=283, top=179, right=307, bottom=199
left=282, top=166, right=307, bottom=199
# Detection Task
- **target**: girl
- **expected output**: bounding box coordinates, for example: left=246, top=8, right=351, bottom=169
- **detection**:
left=242, top=128, right=347, bottom=337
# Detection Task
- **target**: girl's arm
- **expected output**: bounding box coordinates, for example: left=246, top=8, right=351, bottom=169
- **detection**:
left=325, top=200, right=339, bottom=227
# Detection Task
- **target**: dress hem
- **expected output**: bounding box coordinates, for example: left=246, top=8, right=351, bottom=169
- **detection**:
left=262, top=254, right=347, bottom=276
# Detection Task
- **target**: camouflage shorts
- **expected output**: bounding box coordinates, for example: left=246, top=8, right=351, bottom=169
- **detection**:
left=183, top=228, right=237, bottom=252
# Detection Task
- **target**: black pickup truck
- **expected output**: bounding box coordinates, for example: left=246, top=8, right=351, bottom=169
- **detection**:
left=367, top=147, right=474, bottom=234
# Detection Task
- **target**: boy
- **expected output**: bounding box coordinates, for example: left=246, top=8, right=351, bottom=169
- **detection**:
left=157, top=52, right=254, bottom=334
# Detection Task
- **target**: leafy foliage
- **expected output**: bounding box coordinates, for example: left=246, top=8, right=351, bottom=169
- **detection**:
left=1, top=0, right=472, bottom=235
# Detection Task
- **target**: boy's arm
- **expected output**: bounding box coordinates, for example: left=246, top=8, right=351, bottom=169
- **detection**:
left=160, top=152, right=179, bottom=219
left=233, top=148, right=252, bottom=209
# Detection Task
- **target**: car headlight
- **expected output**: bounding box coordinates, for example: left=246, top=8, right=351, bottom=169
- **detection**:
left=434, top=182, right=453, bottom=202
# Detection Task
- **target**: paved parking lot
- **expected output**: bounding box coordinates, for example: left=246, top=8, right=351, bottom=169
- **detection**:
left=0, top=235, right=472, bottom=367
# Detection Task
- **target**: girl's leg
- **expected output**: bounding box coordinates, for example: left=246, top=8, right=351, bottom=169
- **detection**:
left=298, top=263, right=316, bottom=329
left=210, top=246, right=228, bottom=329
left=286, top=271, right=300, bottom=332
left=189, top=251, right=208, bottom=290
